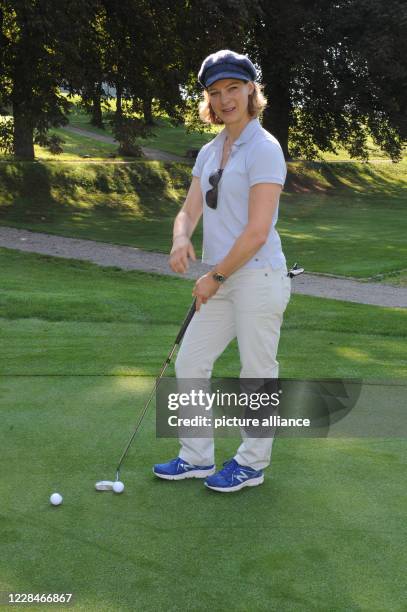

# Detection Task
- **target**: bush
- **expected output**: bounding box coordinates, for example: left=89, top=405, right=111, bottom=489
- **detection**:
left=0, top=117, right=14, bottom=155
left=34, top=131, right=65, bottom=155
left=109, top=115, right=152, bottom=158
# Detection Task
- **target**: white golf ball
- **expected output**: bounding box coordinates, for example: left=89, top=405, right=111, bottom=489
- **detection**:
left=112, top=481, right=124, bottom=494
left=50, top=493, right=63, bottom=506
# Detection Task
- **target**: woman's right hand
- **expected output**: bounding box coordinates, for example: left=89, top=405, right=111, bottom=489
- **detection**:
left=169, top=236, right=196, bottom=273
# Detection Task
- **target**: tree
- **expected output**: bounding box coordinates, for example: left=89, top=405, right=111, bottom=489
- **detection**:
left=176, top=0, right=259, bottom=131
left=102, top=0, right=257, bottom=128
left=248, top=0, right=407, bottom=160
left=102, top=0, right=188, bottom=126
left=71, top=1, right=107, bottom=128
left=2, top=0, right=404, bottom=162
left=0, top=0, right=76, bottom=159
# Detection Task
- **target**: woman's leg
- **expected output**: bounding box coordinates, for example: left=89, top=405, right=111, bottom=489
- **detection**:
left=175, top=288, right=236, bottom=465
left=232, top=268, right=291, bottom=470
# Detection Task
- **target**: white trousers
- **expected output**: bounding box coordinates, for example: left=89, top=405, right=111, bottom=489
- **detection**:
left=175, top=266, right=291, bottom=471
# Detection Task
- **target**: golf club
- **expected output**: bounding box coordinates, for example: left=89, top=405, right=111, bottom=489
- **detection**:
left=287, top=262, right=304, bottom=278
left=95, top=297, right=197, bottom=491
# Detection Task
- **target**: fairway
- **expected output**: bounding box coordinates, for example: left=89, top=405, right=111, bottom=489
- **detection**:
left=1, top=248, right=406, bottom=611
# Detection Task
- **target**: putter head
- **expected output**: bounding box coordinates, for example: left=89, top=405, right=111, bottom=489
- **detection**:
left=95, top=480, right=115, bottom=491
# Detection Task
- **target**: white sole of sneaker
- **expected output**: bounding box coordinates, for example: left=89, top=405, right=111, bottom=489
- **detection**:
left=205, top=474, right=264, bottom=492
left=153, top=467, right=216, bottom=480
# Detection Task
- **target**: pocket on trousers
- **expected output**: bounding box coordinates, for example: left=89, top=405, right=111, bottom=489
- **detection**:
left=235, top=269, right=290, bottom=315
left=281, top=273, right=291, bottom=312
left=264, top=270, right=291, bottom=315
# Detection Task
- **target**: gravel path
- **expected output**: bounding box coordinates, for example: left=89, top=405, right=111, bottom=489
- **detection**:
left=1, top=226, right=406, bottom=308
left=63, top=126, right=188, bottom=163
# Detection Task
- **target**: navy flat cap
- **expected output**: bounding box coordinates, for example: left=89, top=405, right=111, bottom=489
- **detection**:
left=198, top=49, right=257, bottom=88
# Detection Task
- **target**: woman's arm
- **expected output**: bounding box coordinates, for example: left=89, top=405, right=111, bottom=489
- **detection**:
left=193, top=182, right=282, bottom=310
left=214, top=182, right=282, bottom=277
left=170, top=177, right=203, bottom=274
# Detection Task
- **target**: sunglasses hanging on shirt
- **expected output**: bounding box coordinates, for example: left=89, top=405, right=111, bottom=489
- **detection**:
left=205, top=168, right=223, bottom=209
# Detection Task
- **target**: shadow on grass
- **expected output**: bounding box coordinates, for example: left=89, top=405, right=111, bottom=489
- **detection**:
left=285, top=160, right=406, bottom=196
left=0, top=162, right=191, bottom=223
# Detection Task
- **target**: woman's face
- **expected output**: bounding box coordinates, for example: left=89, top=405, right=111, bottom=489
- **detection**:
left=207, top=78, right=255, bottom=125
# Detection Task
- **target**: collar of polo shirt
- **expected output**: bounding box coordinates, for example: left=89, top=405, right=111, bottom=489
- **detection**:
left=215, top=118, right=261, bottom=150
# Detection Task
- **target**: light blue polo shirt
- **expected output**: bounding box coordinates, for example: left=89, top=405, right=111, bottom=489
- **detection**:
left=192, top=118, right=287, bottom=270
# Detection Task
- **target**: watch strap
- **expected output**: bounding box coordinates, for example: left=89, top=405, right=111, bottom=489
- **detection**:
left=212, top=272, right=227, bottom=283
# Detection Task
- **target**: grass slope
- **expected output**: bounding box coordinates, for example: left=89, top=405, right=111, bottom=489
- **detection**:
left=0, top=161, right=406, bottom=279
left=1, top=248, right=406, bottom=611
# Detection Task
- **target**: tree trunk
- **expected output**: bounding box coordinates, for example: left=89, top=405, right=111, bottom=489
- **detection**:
left=12, top=101, right=34, bottom=160
left=142, top=96, right=154, bottom=125
left=116, top=82, right=123, bottom=120
left=262, top=81, right=291, bottom=160
left=91, top=83, right=104, bottom=128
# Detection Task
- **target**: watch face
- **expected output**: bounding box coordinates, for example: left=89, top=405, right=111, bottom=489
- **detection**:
left=213, top=273, right=226, bottom=283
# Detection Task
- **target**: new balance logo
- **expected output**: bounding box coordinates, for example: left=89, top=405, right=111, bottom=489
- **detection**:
left=235, top=471, right=250, bottom=483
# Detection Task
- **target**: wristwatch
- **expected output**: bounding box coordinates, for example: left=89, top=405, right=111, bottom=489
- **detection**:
left=212, top=272, right=227, bottom=283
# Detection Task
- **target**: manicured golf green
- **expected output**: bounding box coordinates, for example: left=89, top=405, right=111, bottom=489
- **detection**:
left=1, top=248, right=406, bottom=610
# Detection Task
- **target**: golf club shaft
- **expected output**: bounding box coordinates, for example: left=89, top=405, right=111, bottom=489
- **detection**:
left=115, top=298, right=197, bottom=478
left=114, top=263, right=304, bottom=479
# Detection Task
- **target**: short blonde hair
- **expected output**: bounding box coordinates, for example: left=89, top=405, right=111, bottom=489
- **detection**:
left=198, top=82, right=267, bottom=125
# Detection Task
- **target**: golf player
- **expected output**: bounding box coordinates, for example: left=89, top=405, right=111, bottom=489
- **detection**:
left=154, top=49, right=291, bottom=492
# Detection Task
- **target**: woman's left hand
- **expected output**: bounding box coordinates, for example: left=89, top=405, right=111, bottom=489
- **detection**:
left=192, top=273, right=220, bottom=311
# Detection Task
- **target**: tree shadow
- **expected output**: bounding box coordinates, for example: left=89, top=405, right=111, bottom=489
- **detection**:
left=286, top=161, right=406, bottom=196
left=0, top=161, right=192, bottom=226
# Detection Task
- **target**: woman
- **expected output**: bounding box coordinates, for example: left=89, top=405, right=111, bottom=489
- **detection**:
left=153, top=49, right=291, bottom=492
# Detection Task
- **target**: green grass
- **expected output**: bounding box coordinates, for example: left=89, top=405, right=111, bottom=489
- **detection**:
left=278, top=192, right=407, bottom=278
left=67, top=112, right=217, bottom=158
left=66, top=97, right=219, bottom=157
left=65, top=95, right=115, bottom=134
left=0, top=161, right=406, bottom=279
left=1, top=247, right=406, bottom=611
left=37, top=127, right=121, bottom=161
left=62, top=98, right=217, bottom=158
left=66, top=98, right=403, bottom=162
left=1, top=248, right=406, bottom=378
left=0, top=114, right=124, bottom=162
left=134, top=116, right=217, bottom=156
left=373, top=269, right=407, bottom=286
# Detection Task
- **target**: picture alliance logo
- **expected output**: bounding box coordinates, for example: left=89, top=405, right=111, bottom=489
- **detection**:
left=167, top=413, right=311, bottom=429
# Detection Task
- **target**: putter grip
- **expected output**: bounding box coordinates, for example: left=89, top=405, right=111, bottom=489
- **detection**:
left=175, top=298, right=197, bottom=345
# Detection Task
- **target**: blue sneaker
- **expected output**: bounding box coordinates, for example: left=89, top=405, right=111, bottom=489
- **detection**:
left=204, top=458, right=264, bottom=493
left=153, top=457, right=216, bottom=480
